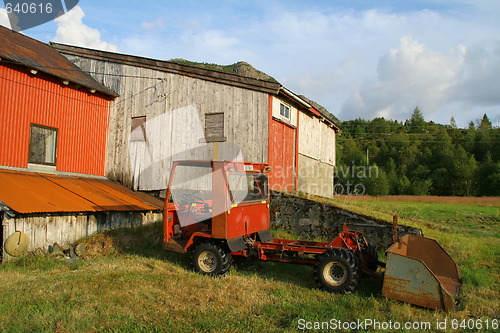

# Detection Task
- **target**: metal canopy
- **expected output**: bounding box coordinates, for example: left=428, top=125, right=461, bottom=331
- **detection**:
left=0, top=169, right=163, bottom=214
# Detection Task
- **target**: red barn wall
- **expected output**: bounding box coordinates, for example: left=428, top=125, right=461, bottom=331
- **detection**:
left=0, top=63, right=110, bottom=176
left=268, top=95, right=297, bottom=192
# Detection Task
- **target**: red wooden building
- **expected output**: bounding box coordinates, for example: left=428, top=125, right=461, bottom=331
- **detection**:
left=0, top=26, right=117, bottom=175
left=0, top=27, right=162, bottom=262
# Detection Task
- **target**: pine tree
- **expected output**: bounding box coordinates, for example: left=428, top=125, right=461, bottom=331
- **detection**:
left=478, top=114, right=492, bottom=130
left=450, top=116, right=457, bottom=129
left=406, top=106, right=426, bottom=133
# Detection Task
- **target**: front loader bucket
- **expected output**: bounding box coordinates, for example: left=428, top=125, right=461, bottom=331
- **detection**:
left=382, top=234, right=462, bottom=310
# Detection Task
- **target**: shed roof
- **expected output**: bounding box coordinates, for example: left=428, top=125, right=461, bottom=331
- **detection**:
left=0, top=169, right=163, bottom=215
left=0, top=26, right=118, bottom=97
left=50, top=42, right=281, bottom=95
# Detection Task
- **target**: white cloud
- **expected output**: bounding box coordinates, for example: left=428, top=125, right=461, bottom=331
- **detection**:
left=183, top=30, right=242, bottom=61
left=141, top=18, right=164, bottom=31
left=342, top=37, right=465, bottom=122
left=120, top=23, right=248, bottom=63
left=0, top=8, right=12, bottom=28
left=454, top=40, right=500, bottom=106
left=53, top=6, right=117, bottom=52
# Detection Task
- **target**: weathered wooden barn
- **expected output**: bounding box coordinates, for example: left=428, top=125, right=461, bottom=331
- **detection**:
left=51, top=43, right=341, bottom=198
left=0, top=27, right=163, bottom=261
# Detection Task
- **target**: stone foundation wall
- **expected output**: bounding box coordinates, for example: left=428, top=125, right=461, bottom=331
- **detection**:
left=270, top=193, right=422, bottom=249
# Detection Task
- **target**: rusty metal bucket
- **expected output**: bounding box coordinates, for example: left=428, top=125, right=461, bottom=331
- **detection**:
left=382, top=234, right=462, bottom=310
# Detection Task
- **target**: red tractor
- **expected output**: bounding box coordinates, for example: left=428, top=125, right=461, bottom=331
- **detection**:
left=163, top=160, right=379, bottom=293
left=163, top=160, right=461, bottom=307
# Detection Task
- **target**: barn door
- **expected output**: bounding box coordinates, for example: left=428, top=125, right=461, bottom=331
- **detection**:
left=268, top=120, right=295, bottom=192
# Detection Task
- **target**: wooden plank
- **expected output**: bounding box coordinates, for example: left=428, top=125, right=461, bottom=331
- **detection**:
left=205, top=118, right=224, bottom=124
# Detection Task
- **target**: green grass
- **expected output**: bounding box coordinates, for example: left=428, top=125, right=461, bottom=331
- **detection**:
left=0, top=199, right=499, bottom=332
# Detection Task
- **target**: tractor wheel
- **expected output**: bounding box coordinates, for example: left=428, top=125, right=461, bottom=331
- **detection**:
left=314, top=248, right=361, bottom=294
left=192, top=241, right=232, bottom=277
left=364, top=245, right=379, bottom=273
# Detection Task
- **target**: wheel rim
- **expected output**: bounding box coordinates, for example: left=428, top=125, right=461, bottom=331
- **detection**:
left=323, top=261, right=348, bottom=286
left=197, top=251, right=217, bottom=273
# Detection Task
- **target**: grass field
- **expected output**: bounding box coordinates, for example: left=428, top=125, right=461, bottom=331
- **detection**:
left=0, top=197, right=498, bottom=332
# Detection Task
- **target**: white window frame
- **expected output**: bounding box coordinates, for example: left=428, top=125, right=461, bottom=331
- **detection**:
left=280, top=103, right=291, bottom=120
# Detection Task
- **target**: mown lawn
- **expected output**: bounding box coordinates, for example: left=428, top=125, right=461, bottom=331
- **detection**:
left=0, top=198, right=498, bottom=332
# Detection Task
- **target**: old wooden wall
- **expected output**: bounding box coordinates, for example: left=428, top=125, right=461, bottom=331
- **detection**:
left=1, top=211, right=162, bottom=261
left=298, top=112, right=336, bottom=198
left=64, top=55, right=269, bottom=191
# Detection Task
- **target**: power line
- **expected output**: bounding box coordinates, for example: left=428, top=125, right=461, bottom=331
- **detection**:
left=0, top=75, right=108, bottom=107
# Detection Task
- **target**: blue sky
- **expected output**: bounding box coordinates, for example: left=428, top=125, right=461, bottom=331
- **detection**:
left=1, top=0, right=499, bottom=127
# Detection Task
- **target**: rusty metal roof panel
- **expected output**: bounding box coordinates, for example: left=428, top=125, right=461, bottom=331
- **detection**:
left=0, top=26, right=118, bottom=97
left=0, top=169, right=162, bottom=214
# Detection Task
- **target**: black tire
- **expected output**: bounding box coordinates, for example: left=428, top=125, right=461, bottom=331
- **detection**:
left=191, top=241, right=232, bottom=277
left=364, top=245, right=379, bottom=273
left=314, top=248, right=361, bottom=294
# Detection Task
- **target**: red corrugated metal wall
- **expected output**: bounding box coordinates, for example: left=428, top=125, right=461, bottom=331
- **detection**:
left=0, top=63, right=110, bottom=176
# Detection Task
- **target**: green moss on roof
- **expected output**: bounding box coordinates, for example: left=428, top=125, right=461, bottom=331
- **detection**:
left=168, top=59, right=278, bottom=83
left=299, top=95, right=342, bottom=127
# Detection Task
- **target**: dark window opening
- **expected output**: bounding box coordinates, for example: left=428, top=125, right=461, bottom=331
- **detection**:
left=131, top=116, right=147, bottom=142
left=204, top=112, right=226, bottom=142
left=29, top=124, right=57, bottom=165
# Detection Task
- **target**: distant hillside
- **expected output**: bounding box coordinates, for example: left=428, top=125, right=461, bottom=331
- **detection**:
left=168, top=59, right=278, bottom=83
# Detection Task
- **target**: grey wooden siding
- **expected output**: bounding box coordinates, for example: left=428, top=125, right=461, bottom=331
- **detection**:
left=298, top=112, right=336, bottom=198
left=297, top=154, right=334, bottom=198
left=298, top=112, right=336, bottom=165
left=1, top=211, right=162, bottom=262
left=63, top=55, right=269, bottom=191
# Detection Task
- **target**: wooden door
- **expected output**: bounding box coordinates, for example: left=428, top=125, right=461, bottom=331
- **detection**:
left=268, top=119, right=295, bottom=192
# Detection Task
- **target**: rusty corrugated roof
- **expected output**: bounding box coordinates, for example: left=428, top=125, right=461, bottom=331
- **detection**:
left=0, top=26, right=118, bottom=97
left=0, top=169, right=163, bottom=214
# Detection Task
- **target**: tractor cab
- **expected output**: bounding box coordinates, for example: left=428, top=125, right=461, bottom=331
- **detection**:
left=163, top=160, right=272, bottom=253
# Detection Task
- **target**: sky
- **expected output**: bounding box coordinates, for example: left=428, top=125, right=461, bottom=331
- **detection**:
left=1, top=0, right=499, bottom=127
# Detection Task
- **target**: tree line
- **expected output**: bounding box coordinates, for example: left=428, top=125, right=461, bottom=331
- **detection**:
left=335, top=107, right=499, bottom=196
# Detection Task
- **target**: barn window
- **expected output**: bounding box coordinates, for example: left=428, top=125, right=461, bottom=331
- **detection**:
left=28, top=124, right=57, bottom=165
left=131, top=116, right=147, bottom=142
left=204, top=113, right=226, bottom=142
left=280, top=103, right=291, bottom=120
